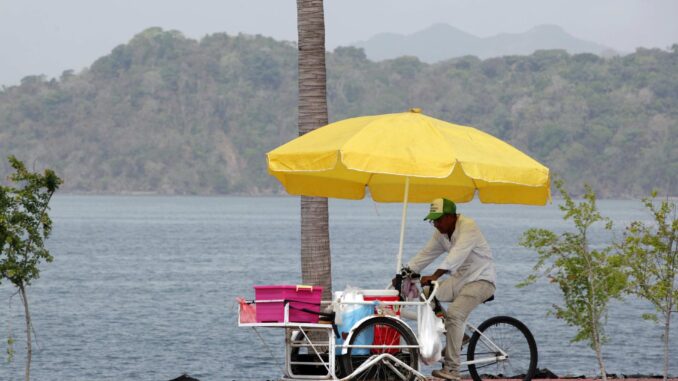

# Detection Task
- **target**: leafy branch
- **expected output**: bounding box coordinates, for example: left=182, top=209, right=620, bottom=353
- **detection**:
left=0, top=155, right=62, bottom=381
left=618, top=192, right=677, bottom=381
left=519, top=180, right=625, bottom=381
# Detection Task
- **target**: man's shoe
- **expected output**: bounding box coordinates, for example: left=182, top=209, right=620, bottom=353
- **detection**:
left=431, top=368, right=460, bottom=381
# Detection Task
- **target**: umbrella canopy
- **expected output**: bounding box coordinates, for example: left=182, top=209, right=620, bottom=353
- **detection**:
left=268, top=109, right=550, bottom=271
left=268, top=109, right=550, bottom=205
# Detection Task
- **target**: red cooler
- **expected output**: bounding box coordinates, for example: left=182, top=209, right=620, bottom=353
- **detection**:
left=362, top=290, right=400, bottom=354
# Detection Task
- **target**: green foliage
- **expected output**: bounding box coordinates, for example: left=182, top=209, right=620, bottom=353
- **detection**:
left=620, top=193, right=678, bottom=310
left=0, top=156, right=62, bottom=286
left=618, top=192, right=677, bottom=380
left=0, top=156, right=61, bottom=373
left=619, top=193, right=678, bottom=308
left=519, top=180, right=626, bottom=377
left=0, top=29, right=676, bottom=196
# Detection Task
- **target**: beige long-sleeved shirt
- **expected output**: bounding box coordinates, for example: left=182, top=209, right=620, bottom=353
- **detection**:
left=407, top=215, right=496, bottom=290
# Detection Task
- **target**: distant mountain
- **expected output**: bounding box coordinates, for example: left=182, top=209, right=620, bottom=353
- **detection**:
left=352, top=24, right=617, bottom=62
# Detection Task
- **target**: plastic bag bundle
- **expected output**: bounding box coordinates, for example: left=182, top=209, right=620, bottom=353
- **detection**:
left=419, top=302, right=444, bottom=364
left=237, top=297, right=256, bottom=323
left=400, top=277, right=421, bottom=301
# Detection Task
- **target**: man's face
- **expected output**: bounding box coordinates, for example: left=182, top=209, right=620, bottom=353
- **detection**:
left=431, top=214, right=457, bottom=235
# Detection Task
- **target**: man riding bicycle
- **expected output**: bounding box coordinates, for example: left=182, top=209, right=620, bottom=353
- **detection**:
left=405, top=198, right=496, bottom=381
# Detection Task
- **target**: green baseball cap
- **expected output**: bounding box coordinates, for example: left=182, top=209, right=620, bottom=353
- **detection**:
left=424, top=198, right=457, bottom=221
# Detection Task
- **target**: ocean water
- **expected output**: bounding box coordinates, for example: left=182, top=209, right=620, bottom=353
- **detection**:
left=0, top=196, right=675, bottom=380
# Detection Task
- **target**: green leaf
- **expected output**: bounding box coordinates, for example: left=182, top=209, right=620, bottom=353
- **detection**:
left=6, top=335, right=15, bottom=363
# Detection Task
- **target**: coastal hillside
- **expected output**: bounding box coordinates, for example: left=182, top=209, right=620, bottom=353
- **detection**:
left=0, top=28, right=676, bottom=197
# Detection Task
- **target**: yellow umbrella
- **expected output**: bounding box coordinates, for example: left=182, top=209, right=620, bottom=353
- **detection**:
left=268, top=109, right=550, bottom=270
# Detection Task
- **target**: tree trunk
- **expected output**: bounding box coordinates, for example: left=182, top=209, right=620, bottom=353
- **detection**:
left=296, top=0, right=332, bottom=301
left=586, top=251, right=606, bottom=381
left=663, top=310, right=671, bottom=381
left=592, top=329, right=607, bottom=381
left=19, top=282, right=32, bottom=381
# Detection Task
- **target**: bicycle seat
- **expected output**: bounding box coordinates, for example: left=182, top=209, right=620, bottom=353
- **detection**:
left=483, top=295, right=494, bottom=303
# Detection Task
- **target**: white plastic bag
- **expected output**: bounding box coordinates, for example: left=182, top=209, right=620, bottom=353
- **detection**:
left=332, top=286, right=363, bottom=325
left=419, top=302, right=444, bottom=364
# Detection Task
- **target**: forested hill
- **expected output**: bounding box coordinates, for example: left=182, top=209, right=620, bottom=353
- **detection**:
left=1, top=28, right=676, bottom=197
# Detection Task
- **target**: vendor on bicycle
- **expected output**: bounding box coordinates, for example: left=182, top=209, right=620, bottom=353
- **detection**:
left=408, top=198, right=496, bottom=381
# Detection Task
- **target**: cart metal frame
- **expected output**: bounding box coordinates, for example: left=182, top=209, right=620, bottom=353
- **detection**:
left=238, top=282, right=514, bottom=380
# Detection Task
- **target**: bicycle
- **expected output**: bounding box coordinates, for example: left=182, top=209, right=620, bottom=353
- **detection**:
left=238, top=277, right=538, bottom=381
left=339, top=274, right=538, bottom=381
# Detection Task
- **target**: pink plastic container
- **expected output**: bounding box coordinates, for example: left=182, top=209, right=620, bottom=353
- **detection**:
left=254, top=285, right=323, bottom=323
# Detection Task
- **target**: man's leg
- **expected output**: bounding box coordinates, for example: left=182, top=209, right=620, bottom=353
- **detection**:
left=442, top=281, right=495, bottom=378
left=434, top=276, right=457, bottom=303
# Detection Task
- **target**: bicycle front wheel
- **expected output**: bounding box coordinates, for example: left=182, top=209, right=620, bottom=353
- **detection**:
left=466, top=315, right=538, bottom=381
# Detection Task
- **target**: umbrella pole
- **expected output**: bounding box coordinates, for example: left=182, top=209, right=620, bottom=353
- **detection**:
left=396, top=177, right=410, bottom=273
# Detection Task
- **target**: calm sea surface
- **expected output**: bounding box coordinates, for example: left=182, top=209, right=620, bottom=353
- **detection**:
left=0, top=196, right=675, bottom=380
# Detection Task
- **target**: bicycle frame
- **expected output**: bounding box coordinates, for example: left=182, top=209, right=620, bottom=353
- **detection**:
left=462, top=321, right=508, bottom=366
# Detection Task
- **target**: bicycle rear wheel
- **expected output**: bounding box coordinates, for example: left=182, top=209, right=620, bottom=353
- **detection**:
left=341, top=317, right=419, bottom=381
left=466, top=315, right=537, bottom=381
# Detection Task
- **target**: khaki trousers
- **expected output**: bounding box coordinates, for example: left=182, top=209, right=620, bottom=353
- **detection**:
left=438, top=280, right=495, bottom=375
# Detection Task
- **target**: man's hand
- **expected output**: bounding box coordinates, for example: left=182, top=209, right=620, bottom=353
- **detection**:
left=420, top=275, right=437, bottom=285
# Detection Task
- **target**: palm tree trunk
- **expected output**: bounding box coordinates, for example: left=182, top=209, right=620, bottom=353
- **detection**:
left=296, top=0, right=332, bottom=300
left=19, top=282, right=32, bottom=381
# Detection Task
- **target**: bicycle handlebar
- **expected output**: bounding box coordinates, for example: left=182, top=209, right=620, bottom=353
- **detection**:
left=390, top=271, right=440, bottom=305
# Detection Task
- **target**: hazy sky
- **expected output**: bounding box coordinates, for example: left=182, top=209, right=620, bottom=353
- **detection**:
left=1, top=0, right=677, bottom=87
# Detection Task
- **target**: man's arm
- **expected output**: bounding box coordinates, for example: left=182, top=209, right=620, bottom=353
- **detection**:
left=420, top=268, right=448, bottom=285
left=406, top=232, right=445, bottom=273
left=420, top=227, right=478, bottom=285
